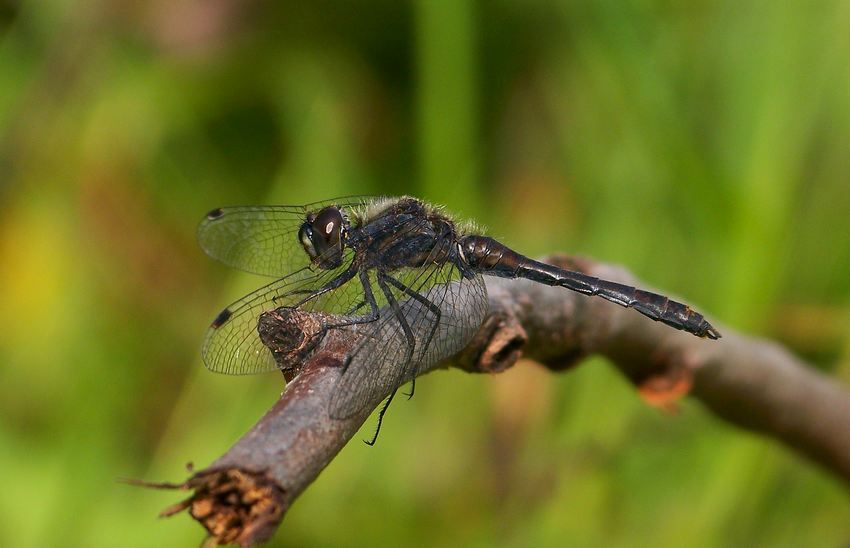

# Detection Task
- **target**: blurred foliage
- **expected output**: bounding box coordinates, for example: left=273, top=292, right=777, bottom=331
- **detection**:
left=1, top=0, right=849, bottom=546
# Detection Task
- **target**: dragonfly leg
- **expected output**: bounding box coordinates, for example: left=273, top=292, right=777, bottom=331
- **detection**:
left=343, top=299, right=368, bottom=316
left=281, top=263, right=358, bottom=308
left=382, top=273, right=443, bottom=400
left=328, top=269, right=381, bottom=328
left=323, top=270, right=383, bottom=373
left=364, top=388, right=397, bottom=446
left=355, top=273, right=418, bottom=443
left=376, top=274, right=416, bottom=368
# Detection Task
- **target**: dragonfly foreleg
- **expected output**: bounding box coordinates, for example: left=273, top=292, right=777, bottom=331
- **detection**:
left=323, top=270, right=382, bottom=366
left=283, top=263, right=358, bottom=308
left=343, top=300, right=369, bottom=316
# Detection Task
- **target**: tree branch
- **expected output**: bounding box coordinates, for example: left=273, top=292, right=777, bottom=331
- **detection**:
left=155, top=255, right=850, bottom=547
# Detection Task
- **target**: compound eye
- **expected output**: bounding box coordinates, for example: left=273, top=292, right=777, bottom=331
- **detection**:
left=314, top=207, right=343, bottom=246
left=298, top=223, right=317, bottom=260
left=303, top=207, right=345, bottom=269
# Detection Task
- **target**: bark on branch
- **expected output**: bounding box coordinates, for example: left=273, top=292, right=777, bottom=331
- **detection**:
left=155, top=255, right=850, bottom=547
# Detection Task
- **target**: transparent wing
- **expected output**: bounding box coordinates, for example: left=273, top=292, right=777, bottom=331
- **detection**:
left=201, top=247, right=364, bottom=375
left=198, top=196, right=371, bottom=278
left=328, top=234, right=488, bottom=420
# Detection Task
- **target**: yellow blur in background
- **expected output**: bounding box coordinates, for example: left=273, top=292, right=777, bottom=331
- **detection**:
left=1, top=1, right=849, bottom=546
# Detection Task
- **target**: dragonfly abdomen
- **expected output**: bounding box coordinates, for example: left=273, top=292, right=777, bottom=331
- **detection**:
left=461, top=235, right=720, bottom=340
left=602, top=283, right=721, bottom=339
left=460, top=235, right=524, bottom=277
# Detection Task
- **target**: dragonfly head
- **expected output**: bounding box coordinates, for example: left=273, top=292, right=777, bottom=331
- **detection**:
left=299, top=206, right=346, bottom=269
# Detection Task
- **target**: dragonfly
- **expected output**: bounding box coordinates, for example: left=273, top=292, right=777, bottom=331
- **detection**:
left=199, top=196, right=720, bottom=443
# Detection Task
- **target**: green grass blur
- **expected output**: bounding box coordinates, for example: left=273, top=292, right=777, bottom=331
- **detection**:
left=2, top=1, right=849, bottom=546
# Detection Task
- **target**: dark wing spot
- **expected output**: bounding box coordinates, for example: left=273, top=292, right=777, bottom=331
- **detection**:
left=211, top=308, right=233, bottom=328
left=206, top=207, right=224, bottom=220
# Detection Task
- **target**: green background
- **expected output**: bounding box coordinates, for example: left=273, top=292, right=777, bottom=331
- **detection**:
left=2, top=1, right=849, bottom=546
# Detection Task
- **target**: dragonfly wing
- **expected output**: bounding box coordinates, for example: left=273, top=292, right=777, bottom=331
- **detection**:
left=197, top=197, right=371, bottom=278
left=328, top=234, right=488, bottom=419
left=201, top=248, right=363, bottom=375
